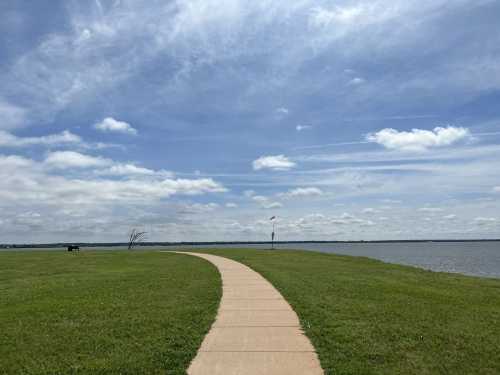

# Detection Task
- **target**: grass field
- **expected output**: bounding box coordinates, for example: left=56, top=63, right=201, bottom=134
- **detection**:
left=0, top=251, right=220, bottom=375
left=2, top=248, right=500, bottom=375
left=192, top=248, right=500, bottom=375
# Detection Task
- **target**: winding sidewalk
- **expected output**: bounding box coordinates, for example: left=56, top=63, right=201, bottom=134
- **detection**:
left=173, top=252, right=323, bottom=375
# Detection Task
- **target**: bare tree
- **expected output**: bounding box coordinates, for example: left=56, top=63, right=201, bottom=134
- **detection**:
left=128, top=228, right=147, bottom=250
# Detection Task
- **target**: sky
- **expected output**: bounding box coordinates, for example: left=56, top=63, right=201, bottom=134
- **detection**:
left=1, top=0, right=500, bottom=243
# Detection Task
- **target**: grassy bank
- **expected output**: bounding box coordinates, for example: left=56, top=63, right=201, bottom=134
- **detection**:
left=193, top=248, right=500, bottom=375
left=0, top=251, right=220, bottom=374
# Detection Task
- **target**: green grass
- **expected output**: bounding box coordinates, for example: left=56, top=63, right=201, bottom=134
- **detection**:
left=2, top=248, right=499, bottom=375
left=0, top=251, right=221, bottom=375
left=191, top=248, right=500, bottom=375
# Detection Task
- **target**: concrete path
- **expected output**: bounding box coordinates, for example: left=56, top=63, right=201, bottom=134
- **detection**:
left=172, top=252, right=323, bottom=375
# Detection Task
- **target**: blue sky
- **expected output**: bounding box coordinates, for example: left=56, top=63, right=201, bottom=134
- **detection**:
left=1, top=0, right=499, bottom=242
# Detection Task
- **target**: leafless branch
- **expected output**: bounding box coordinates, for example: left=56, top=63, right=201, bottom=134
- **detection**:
left=128, top=228, right=147, bottom=250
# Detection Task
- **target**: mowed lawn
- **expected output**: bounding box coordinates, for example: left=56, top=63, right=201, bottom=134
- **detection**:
left=193, top=248, right=500, bottom=375
left=0, top=251, right=221, bottom=375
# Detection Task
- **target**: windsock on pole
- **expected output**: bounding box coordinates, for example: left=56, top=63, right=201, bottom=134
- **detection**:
left=270, top=216, right=276, bottom=249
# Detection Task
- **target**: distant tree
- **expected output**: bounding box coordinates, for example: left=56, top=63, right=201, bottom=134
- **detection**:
left=128, top=228, right=147, bottom=250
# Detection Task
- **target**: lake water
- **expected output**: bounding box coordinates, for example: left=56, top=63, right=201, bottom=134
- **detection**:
left=3, top=241, right=499, bottom=279
left=177, top=242, right=500, bottom=279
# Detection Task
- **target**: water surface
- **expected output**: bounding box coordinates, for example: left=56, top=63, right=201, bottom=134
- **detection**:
left=179, top=242, right=500, bottom=278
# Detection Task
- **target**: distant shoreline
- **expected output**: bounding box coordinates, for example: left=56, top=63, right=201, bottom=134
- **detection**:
left=1, top=239, right=500, bottom=249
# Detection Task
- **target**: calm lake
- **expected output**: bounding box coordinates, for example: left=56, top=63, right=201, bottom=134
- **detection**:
left=178, top=241, right=500, bottom=279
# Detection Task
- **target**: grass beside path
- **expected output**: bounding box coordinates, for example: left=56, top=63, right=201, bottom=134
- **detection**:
left=193, top=248, right=500, bottom=375
left=0, top=251, right=220, bottom=375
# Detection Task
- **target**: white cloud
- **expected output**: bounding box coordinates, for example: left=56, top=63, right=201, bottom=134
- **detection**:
left=263, top=202, right=283, bottom=209
left=473, top=217, right=497, bottom=225
left=443, top=214, right=457, bottom=220
left=178, top=202, right=219, bottom=214
left=367, top=126, right=470, bottom=152
left=362, top=208, right=378, bottom=214
left=279, top=187, right=323, bottom=199
left=381, top=199, right=402, bottom=204
left=418, top=207, right=444, bottom=213
left=163, top=179, right=226, bottom=196
left=0, top=154, right=226, bottom=207
left=44, top=151, right=112, bottom=169
left=3, top=0, right=499, bottom=135
left=225, top=202, right=238, bottom=208
left=0, top=154, right=35, bottom=170
left=96, top=164, right=173, bottom=178
left=94, top=117, right=137, bottom=135
left=0, top=100, right=27, bottom=130
left=252, top=155, right=296, bottom=171
left=14, top=211, right=43, bottom=227
left=0, top=130, right=81, bottom=148
left=309, top=5, right=366, bottom=27
left=243, top=190, right=256, bottom=197
left=2, top=1, right=500, bottom=242
left=275, top=107, right=289, bottom=115
left=0, top=130, right=168, bottom=176
left=251, top=195, right=283, bottom=209
left=290, top=212, right=375, bottom=231
left=299, top=144, right=500, bottom=164
left=296, top=124, right=312, bottom=132
left=251, top=195, right=268, bottom=203
left=348, top=77, right=366, bottom=85
left=493, top=186, right=500, bottom=193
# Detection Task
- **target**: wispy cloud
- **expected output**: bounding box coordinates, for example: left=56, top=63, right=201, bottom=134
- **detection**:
left=177, top=202, right=219, bottom=214
left=293, top=141, right=369, bottom=151
left=96, top=164, right=172, bottom=178
left=278, top=187, right=323, bottom=199
left=251, top=195, right=283, bottom=209
left=473, top=217, right=497, bottom=225
left=418, top=207, right=444, bottom=213
left=1, top=0, right=500, bottom=241
left=0, top=130, right=81, bottom=148
left=0, top=100, right=27, bottom=130
left=309, top=5, right=368, bottom=28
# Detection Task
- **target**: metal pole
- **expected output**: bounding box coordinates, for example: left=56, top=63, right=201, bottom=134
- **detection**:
left=269, top=216, right=276, bottom=250
left=271, top=221, right=275, bottom=249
